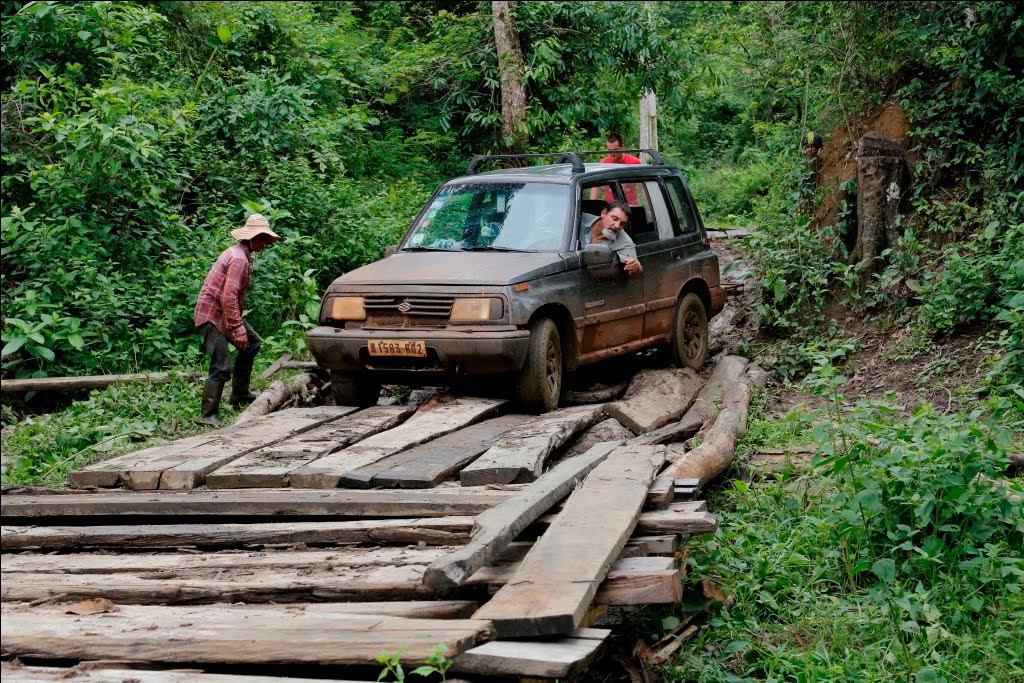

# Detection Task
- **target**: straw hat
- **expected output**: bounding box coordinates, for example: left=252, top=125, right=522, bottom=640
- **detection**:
left=231, top=214, right=281, bottom=242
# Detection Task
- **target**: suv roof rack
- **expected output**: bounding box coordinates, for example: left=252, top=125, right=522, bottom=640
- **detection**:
left=465, top=148, right=665, bottom=175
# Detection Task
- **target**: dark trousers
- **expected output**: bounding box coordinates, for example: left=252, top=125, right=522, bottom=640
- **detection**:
left=200, top=321, right=262, bottom=384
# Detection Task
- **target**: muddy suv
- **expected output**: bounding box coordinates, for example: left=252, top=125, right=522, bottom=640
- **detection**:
left=308, top=150, right=725, bottom=412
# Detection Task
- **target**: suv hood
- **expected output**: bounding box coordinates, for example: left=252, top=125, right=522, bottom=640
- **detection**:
left=333, top=251, right=570, bottom=287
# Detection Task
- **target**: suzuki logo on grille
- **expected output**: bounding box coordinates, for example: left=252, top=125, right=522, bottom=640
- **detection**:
left=397, top=301, right=412, bottom=313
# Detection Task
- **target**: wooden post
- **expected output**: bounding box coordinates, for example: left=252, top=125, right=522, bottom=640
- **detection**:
left=638, top=1, right=658, bottom=162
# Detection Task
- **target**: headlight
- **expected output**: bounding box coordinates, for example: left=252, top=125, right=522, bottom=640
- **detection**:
left=330, top=296, right=366, bottom=321
left=451, top=297, right=503, bottom=322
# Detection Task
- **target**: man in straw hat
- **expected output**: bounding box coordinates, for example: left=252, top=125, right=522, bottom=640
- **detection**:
left=193, top=213, right=280, bottom=426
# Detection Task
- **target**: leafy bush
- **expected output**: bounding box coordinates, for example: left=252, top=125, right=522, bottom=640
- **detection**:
left=670, top=364, right=1024, bottom=683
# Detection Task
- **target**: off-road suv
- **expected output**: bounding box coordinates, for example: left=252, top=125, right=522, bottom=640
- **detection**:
left=308, top=150, right=726, bottom=412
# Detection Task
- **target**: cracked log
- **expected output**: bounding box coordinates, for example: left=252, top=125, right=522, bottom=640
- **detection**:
left=661, top=364, right=770, bottom=487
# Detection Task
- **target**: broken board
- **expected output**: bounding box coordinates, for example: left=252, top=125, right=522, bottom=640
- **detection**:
left=459, top=405, right=606, bottom=486
left=289, top=397, right=507, bottom=488
left=205, top=405, right=414, bottom=489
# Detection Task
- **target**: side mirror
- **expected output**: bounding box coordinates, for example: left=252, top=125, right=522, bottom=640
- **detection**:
left=383, top=245, right=398, bottom=257
left=583, top=243, right=612, bottom=267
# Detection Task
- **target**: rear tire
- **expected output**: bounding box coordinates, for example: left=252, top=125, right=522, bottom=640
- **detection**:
left=671, top=292, right=709, bottom=370
left=330, top=371, right=381, bottom=408
left=515, top=317, right=563, bottom=413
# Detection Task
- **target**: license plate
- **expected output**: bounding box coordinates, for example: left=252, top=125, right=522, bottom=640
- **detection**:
left=367, top=339, right=427, bottom=357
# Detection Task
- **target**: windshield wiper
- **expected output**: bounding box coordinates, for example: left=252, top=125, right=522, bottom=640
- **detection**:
left=463, top=245, right=529, bottom=252
left=402, top=246, right=461, bottom=252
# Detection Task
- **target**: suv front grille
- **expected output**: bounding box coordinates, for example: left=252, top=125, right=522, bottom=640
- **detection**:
left=363, top=295, right=454, bottom=328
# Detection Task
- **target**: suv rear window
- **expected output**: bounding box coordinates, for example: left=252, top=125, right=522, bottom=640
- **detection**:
left=406, top=183, right=569, bottom=251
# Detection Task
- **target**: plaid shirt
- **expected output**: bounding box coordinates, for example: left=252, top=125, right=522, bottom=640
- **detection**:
left=194, top=242, right=251, bottom=339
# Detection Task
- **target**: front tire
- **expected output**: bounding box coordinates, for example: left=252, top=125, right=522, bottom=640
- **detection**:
left=515, top=317, right=563, bottom=413
left=671, top=292, right=709, bottom=370
left=330, top=371, right=381, bottom=408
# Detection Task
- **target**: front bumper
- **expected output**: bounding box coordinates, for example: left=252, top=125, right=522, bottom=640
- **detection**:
left=308, top=326, right=531, bottom=377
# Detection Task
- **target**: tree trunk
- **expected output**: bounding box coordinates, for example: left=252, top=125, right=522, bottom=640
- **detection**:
left=850, top=132, right=904, bottom=277
left=638, top=2, right=658, bottom=161
left=492, top=1, right=527, bottom=156
left=234, top=372, right=320, bottom=425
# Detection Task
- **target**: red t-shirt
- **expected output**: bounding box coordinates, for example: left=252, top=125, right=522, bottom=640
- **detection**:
left=600, top=154, right=644, bottom=204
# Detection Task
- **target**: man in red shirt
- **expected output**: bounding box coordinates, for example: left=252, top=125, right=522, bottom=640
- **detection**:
left=193, top=214, right=280, bottom=426
left=599, top=134, right=643, bottom=205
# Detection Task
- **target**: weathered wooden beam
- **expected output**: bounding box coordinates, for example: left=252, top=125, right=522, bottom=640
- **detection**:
left=289, top=397, right=508, bottom=488
left=0, top=664, right=373, bottom=683
left=472, top=444, right=665, bottom=637
left=0, top=488, right=515, bottom=519
left=341, top=414, right=531, bottom=489
left=460, top=405, right=606, bottom=486
left=2, top=517, right=475, bottom=550
left=423, top=441, right=621, bottom=592
left=1, top=550, right=679, bottom=607
left=453, top=627, right=610, bottom=678
left=67, top=407, right=357, bottom=490
left=0, top=603, right=494, bottom=666
left=205, top=405, right=415, bottom=489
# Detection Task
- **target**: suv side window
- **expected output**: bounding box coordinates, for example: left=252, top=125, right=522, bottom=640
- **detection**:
left=645, top=181, right=675, bottom=241
left=664, top=177, right=697, bottom=236
left=626, top=182, right=658, bottom=245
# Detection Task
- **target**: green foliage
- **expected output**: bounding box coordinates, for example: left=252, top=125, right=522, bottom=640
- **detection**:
left=3, top=1, right=703, bottom=382
left=668, top=366, right=1024, bottom=683
left=745, top=175, right=839, bottom=332
left=0, top=371, right=222, bottom=484
left=376, top=644, right=452, bottom=682
left=683, top=152, right=774, bottom=224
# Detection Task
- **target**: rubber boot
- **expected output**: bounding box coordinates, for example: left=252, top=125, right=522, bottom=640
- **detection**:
left=196, top=381, right=224, bottom=427
left=229, top=352, right=258, bottom=406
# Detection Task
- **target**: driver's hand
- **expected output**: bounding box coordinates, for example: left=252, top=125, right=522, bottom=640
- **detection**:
left=623, top=258, right=642, bottom=276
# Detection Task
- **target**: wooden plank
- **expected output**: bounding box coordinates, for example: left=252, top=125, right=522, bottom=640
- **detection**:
left=454, top=628, right=609, bottom=678
left=1, top=664, right=368, bottom=683
left=0, top=569, right=434, bottom=604
left=537, top=499, right=706, bottom=528
left=629, top=534, right=679, bottom=556
left=1, top=547, right=676, bottom=607
left=1, top=600, right=478, bottom=620
left=67, top=407, right=358, bottom=490
left=158, top=407, right=364, bottom=490
left=342, top=414, right=532, bottom=489
left=459, top=405, right=606, bottom=486
left=1, top=546, right=449, bottom=575
left=606, top=368, right=702, bottom=434
left=646, top=476, right=674, bottom=509
left=289, top=397, right=507, bottom=488
left=2, top=518, right=475, bottom=550
left=423, top=441, right=621, bottom=591
left=635, top=510, right=717, bottom=536
left=259, top=352, right=292, bottom=379
left=472, top=444, right=665, bottom=637
left=0, top=488, right=514, bottom=520
left=205, top=405, right=415, bottom=489
left=0, top=603, right=493, bottom=666
left=67, top=433, right=223, bottom=488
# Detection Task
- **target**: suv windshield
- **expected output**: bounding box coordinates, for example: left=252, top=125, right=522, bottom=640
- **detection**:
left=405, top=182, right=569, bottom=252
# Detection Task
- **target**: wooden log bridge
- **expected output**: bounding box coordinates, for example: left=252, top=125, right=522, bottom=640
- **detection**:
left=0, top=360, right=756, bottom=679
